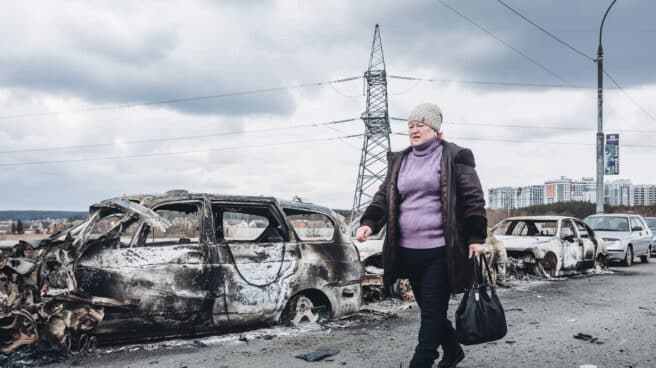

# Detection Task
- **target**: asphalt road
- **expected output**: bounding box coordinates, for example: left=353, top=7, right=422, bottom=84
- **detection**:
left=31, top=261, right=656, bottom=367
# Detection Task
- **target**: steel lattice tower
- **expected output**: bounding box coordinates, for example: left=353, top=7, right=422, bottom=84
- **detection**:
left=350, top=24, right=391, bottom=221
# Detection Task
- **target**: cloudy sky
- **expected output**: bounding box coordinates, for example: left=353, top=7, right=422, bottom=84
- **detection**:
left=2, top=0, right=655, bottom=211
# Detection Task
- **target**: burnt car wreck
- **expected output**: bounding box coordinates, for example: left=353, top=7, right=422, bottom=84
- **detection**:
left=0, top=191, right=363, bottom=353
left=492, top=216, right=608, bottom=277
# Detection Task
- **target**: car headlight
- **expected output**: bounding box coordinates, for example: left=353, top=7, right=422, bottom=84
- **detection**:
left=603, top=238, right=622, bottom=248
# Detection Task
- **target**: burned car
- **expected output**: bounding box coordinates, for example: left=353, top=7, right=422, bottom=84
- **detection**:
left=492, top=216, right=608, bottom=277
left=0, top=191, right=363, bottom=352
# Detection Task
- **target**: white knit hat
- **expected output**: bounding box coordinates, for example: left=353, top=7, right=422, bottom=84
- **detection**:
left=408, top=103, right=443, bottom=132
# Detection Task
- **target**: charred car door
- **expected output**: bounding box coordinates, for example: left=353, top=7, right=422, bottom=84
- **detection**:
left=77, top=200, right=213, bottom=335
left=574, top=220, right=596, bottom=266
left=559, top=219, right=581, bottom=270
left=211, top=201, right=298, bottom=328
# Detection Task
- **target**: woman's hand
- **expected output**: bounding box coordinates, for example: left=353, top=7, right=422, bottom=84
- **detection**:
left=468, top=243, right=486, bottom=258
left=355, top=226, right=373, bottom=242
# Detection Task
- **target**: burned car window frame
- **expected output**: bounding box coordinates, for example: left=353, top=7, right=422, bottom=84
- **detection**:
left=560, top=219, right=577, bottom=240
left=492, top=219, right=558, bottom=237
left=210, top=202, right=290, bottom=244
left=285, top=209, right=336, bottom=243
left=573, top=220, right=593, bottom=239
left=134, top=200, right=205, bottom=248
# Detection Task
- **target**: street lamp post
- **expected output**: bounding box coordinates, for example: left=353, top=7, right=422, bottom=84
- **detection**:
left=596, top=0, right=618, bottom=214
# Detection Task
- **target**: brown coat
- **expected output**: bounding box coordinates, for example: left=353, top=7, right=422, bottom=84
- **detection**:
left=360, top=140, right=487, bottom=294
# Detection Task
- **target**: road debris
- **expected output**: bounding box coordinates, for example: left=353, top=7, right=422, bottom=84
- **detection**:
left=573, top=333, right=604, bottom=344
left=295, top=347, right=340, bottom=362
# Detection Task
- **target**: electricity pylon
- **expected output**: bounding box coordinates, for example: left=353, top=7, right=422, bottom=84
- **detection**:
left=350, top=24, right=391, bottom=222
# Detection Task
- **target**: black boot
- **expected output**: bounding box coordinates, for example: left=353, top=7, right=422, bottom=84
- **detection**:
left=437, top=345, right=464, bottom=368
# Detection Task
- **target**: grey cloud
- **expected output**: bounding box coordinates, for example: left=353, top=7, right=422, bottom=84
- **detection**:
left=1, top=0, right=654, bottom=120
left=0, top=54, right=296, bottom=116
left=71, top=27, right=178, bottom=67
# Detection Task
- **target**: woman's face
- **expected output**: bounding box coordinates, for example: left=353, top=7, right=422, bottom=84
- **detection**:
left=408, top=120, right=437, bottom=146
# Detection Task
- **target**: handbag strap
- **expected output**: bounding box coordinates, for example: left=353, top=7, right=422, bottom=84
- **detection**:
left=479, top=254, right=495, bottom=286
left=471, top=255, right=481, bottom=287
left=471, top=254, right=495, bottom=287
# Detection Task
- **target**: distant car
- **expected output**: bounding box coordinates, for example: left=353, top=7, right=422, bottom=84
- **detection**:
left=0, top=191, right=363, bottom=352
left=643, top=217, right=656, bottom=258
left=491, top=216, right=608, bottom=277
left=584, top=213, right=653, bottom=266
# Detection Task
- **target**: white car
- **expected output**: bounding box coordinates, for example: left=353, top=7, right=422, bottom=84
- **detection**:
left=584, top=214, right=653, bottom=266
left=643, top=217, right=656, bottom=257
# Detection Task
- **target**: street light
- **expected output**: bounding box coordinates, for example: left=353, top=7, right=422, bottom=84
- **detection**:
left=596, top=0, right=618, bottom=214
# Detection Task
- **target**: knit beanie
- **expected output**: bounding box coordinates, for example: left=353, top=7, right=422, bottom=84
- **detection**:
left=407, top=103, right=443, bottom=132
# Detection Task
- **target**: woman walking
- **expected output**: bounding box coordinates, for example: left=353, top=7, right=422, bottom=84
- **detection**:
left=355, top=103, right=487, bottom=368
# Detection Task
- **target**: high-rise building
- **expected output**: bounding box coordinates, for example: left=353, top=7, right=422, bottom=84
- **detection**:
left=488, top=187, right=517, bottom=210
left=605, top=179, right=633, bottom=206
left=572, top=177, right=596, bottom=203
left=544, top=177, right=572, bottom=204
left=632, top=184, right=656, bottom=206
left=517, top=185, right=544, bottom=208
left=487, top=178, right=654, bottom=209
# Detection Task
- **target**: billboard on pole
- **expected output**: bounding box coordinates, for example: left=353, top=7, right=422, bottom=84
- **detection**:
left=605, top=133, right=619, bottom=175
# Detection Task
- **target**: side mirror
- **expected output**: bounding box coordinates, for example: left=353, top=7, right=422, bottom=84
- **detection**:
left=632, top=226, right=643, bottom=232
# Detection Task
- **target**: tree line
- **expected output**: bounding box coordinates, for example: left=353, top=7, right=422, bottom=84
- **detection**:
left=486, top=201, right=656, bottom=226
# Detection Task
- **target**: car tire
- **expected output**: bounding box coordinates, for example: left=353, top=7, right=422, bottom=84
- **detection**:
left=541, top=253, right=558, bottom=277
left=621, top=246, right=633, bottom=267
left=640, top=248, right=650, bottom=264
left=283, top=294, right=325, bottom=326
left=594, top=254, right=608, bottom=270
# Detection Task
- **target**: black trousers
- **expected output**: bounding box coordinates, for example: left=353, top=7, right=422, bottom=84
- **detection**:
left=400, top=246, right=460, bottom=368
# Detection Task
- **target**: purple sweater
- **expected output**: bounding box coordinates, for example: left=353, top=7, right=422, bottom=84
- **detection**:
left=397, top=138, right=445, bottom=249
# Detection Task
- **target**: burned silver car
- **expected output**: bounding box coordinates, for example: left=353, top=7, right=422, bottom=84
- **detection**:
left=0, top=191, right=363, bottom=352
left=492, top=216, right=608, bottom=277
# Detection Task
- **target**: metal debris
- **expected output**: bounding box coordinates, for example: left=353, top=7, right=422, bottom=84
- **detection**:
left=295, top=347, right=340, bottom=362
left=573, top=332, right=604, bottom=344
left=0, top=234, right=107, bottom=354
left=0, top=200, right=153, bottom=353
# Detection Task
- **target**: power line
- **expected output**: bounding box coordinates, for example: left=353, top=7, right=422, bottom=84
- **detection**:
left=328, top=81, right=363, bottom=98
left=0, top=76, right=362, bottom=120
left=387, top=77, right=424, bottom=95
left=389, top=117, right=656, bottom=134
left=603, top=69, right=656, bottom=122
left=492, top=0, right=656, bottom=124
left=388, top=75, right=597, bottom=89
left=0, top=134, right=364, bottom=168
left=495, top=0, right=596, bottom=62
left=392, top=132, right=656, bottom=148
left=437, top=0, right=572, bottom=86
left=0, top=118, right=360, bottom=155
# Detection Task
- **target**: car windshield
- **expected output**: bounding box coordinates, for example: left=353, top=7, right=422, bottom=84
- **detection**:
left=585, top=216, right=629, bottom=231
left=644, top=217, right=656, bottom=229
left=493, top=219, right=558, bottom=237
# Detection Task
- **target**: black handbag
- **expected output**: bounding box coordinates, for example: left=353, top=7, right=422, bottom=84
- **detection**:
left=455, top=254, right=507, bottom=345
